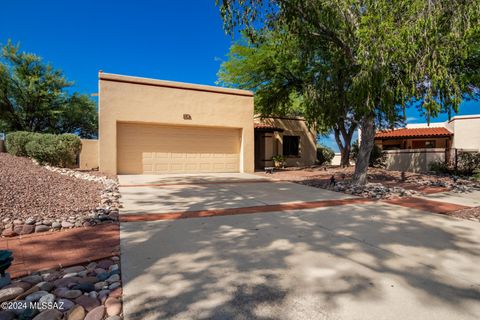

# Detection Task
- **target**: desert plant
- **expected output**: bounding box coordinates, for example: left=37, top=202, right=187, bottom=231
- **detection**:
left=0, top=250, right=13, bottom=277
left=56, top=133, right=82, bottom=167
left=429, top=160, right=451, bottom=174
left=25, top=133, right=61, bottom=165
left=272, top=155, right=285, bottom=168
left=9, top=131, right=82, bottom=167
left=5, top=131, right=35, bottom=156
left=457, top=152, right=480, bottom=175
left=473, top=168, right=480, bottom=181
left=350, top=140, right=386, bottom=168
left=316, top=144, right=335, bottom=165
left=25, top=133, right=81, bottom=167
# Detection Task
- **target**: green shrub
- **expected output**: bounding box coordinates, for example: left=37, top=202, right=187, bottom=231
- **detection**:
left=56, top=134, right=82, bottom=167
left=457, top=152, right=480, bottom=175
left=5, top=131, right=35, bottom=156
left=25, top=133, right=61, bottom=166
left=473, top=168, right=480, bottom=180
left=350, top=140, right=386, bottom=167
left=429, top=160, right=451, bottom=174
left=316, top=144, right=335, bottom=165
left=6, top=131, right=81, bottom=167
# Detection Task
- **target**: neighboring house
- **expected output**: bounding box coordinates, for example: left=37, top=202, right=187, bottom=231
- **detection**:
left=375, top=127, right=453, bottom=150
left=374, top=115, right=480, bottom=172
left=78, top=72, right=317, bottom=175
left=253, top=117, right=317, bottom=169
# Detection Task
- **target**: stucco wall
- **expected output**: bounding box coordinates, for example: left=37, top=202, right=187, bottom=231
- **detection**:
left=79, top=139, right=99, bottom=170
left=450, top=117, right=480, bottom=150
left=99, top=73, right=254, bottom=175
left=258, top=117, right=317, bottom=167
left=384, top=148, right=445, bottom=172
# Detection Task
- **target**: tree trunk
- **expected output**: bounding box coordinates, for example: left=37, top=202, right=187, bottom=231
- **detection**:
left=334, top=124, right=356, bottom=167
left=340, top=144, right=351, bottom=167
left=353, top=114, right=375, bottom=185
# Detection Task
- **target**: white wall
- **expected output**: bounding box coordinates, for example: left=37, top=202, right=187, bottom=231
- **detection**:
left=450, top=117, right=480, bottom=151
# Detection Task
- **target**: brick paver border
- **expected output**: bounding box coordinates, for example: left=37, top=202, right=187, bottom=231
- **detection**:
left=120, top=198, right=374, bottom=222
left=119, top=179, right=274, bottom=188
left=2, top=193, right=468, bottom=279
left=384, top=197, right=470, bottom=214
left=1, top=223, right=120, bottom=279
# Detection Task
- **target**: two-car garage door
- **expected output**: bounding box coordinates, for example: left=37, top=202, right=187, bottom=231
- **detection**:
left=117, top=123, right=241, bottom=174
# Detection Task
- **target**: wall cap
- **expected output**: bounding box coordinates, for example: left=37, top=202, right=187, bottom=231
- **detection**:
left=99, top=72, right=253, bottom=97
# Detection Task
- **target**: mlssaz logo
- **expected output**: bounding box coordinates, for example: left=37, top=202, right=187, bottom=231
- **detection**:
left=183, top=114, right=192, bottom=120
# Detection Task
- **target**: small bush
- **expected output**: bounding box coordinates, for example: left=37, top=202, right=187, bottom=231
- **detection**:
left=6, top=131, right=81, bottom=167
left=350, top=140, right=386, bottom=167
left=457, top=152, right=480, bottom=175
left=5, top=131, right=35, bottom=156
left=473, top=168, right=480, bottom=180
left=25, top=133, right=61, bottom=166
left=429, top=160, right=451, bottom=174
left=56, top=134, right=82, bottom=167
left=316, top=144, right=335, bottom=165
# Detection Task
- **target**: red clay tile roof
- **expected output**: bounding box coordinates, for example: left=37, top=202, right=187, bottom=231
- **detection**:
left=375, top=127, right=453, bottom=139
left=254, top=123, right=284, bottom=131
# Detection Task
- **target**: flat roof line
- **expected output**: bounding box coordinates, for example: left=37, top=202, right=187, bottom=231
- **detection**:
left=99, top=72, right=253, bottom=97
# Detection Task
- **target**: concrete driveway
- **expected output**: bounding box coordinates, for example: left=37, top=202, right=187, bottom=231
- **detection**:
left=419, top=190, right=480, bottom=207
left=119, top=174, right=480, bottom=320
left=118, top=173, right=353, bottom=215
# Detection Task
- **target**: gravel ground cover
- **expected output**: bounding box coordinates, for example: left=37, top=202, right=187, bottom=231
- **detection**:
left=0, top=153, right=120, bottom=237
left=0, top=256, right=122, bottom=320
left=258, top=166, right=480, bottom=221
left=448, top=206, right=480, bottom=222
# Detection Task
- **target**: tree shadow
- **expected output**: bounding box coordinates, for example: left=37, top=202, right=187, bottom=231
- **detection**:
left=119, top=181, right=480, bottom=319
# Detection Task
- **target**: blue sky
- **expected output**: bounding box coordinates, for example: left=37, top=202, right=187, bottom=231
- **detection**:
left=2, top=0, right=479, bottom=151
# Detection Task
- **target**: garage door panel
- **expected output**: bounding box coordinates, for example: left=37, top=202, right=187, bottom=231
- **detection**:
left=117, top=123, right=241, bottom=174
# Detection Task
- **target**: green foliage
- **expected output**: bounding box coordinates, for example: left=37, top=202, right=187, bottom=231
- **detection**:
left=5, top=131, right=35, bottom=156
left=272, top=155, right=285, bottom=163
left=218, top=33, right=312, bottom=120
left=0, top=250, right=13, bottom=276
left=316, top=144, right=335, bottom=165
left=7, top=131, right=81, bottom=167
left=457, top=152, right=480, bottom=175
left=429, top=160, right=451, bottom=174
left=473, top=169, right=480, bottom=180
left=0, top=41, right=97, bottom=138
left=350, top=140, right=385, bottom=168
left=217, top=0, right=480, bottom=183
left=218, top=30, right=359, bottom=166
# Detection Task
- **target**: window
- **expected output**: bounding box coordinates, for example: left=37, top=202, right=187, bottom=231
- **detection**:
left=283, top=136, right=300, bottom=156
left=412, top=140, right=436, bottom=148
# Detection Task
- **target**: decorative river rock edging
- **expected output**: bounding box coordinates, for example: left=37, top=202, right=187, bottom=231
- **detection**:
left=0, top=257, right=122, bottom=319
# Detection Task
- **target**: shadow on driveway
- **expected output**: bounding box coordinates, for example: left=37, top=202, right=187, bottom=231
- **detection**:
left=120, top=197, right=480, bottom=320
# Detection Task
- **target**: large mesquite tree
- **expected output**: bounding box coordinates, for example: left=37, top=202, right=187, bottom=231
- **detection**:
left=216, top=0, right=480, bottom=184
left=218, top=31, right=360, bottom=166
left=0, top=42, right=98, bottom=138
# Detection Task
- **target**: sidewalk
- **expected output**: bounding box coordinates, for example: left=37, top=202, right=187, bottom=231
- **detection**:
left=1, top=223, right=119, bottom=278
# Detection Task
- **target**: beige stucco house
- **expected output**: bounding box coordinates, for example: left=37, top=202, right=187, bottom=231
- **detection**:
left=254, top=117, right=317, bottom=169
left=78, top=72, right=318, bottom=175
left=84, top=72, right=254, bottom=175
